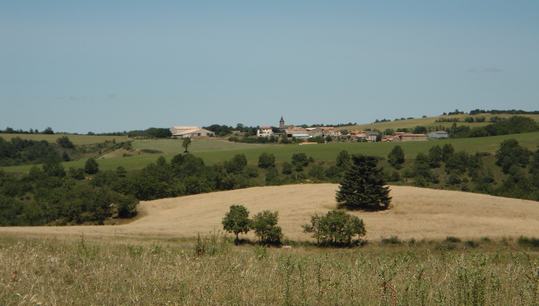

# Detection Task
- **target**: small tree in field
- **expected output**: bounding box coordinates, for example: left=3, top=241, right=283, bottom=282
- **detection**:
left=222, top=205, right=251, bottom=243
left=84, top=158, right=99, bottom=175
left=182, top=138, right=192, bottom=153
left=336, top=155, right=391, bottom=210
left=251, top=210, right=282, bottom=245
left=387, top=145, right=405, bottom=169
left=303, top=210, right=366, bottom=246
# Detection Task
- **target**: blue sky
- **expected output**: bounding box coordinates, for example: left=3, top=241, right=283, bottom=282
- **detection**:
left=1, top=0, right=538, bottom=133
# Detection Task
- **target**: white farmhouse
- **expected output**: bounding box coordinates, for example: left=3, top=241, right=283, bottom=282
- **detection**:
left=257, top=126, right=274, bottom=137
left=170, top=126, right=215, bottom=138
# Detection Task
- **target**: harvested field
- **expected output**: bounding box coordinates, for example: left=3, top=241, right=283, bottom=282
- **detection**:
left=1, top=184, right=538, bottom=241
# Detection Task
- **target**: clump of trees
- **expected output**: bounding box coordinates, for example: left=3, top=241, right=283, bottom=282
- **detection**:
left=336, top=155, right=391, bottom=210
left=222, top=205, right=282, bottom=245
left=303, top=210, right=366, bottom=246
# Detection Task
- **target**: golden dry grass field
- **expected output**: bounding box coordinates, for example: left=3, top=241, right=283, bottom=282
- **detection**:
left=1, top=184, right=538, bottom=242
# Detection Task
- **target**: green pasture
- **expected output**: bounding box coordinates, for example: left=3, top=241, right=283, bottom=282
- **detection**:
left=0, top=133, right=128, bottom=145
left=2, top=132, right=538, bottom=173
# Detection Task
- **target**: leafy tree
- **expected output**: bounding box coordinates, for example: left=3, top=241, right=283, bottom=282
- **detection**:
left=68, top=167, right=85, bottom=180
left=387, top=145, right=405, bottom=169
left=303, top=210, right=366, bottom=246
left=336, top=155, right=391, bottom=211
left=291, top=153, right=310, bottom=171
left=495, top=139, right=531, bottom=173
left=308, top=164, right=325, bottom=180
left=42, top=159, right=66, bottom=177
left=222, top=205, right=251, bottom=243
left=282, top=162, right=293, bottom=175
left=413, top=153, right=437, bottom=185
left=56, top=136, right=74, bottom=149
left=445, top=151, right=469, bottom=175
left=225, top=154, right=247, bottom=174
left=428, top=145, right=443, bottom=168
left=336, top=150, right=351, bottom=169
left=441, top=144, right=455, bottom=162
left=84, top=158, right=99, bottom=175
left=251, top=210, right=282, bottom=245
left=258, top=153, right=275, bottom=169
left=42, top=127, right=54, bottom=134
left=182, top=138, right=192, bottom=153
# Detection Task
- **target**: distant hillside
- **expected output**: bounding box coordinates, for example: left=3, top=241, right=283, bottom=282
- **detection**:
left=341, top=113, right=539, bottom=131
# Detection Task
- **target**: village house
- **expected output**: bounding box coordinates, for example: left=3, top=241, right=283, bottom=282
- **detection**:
left=256, top=126, right=274, bottom=137
left=428, top=130, right=449, bottom=139
left=170, top=126, right=215, bottom=138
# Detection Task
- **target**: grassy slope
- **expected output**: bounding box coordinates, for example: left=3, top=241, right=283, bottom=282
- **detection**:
left=1, top=235, right=538, bottom=305
left=2, top=131, right=538, bottom=173
left=342, top=113, right=539, bottom=131
left=0, top=133, right=128, bottom=145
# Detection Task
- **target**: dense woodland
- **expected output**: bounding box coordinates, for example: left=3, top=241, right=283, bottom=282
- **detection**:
left=0, top=136, right=131, bottom=167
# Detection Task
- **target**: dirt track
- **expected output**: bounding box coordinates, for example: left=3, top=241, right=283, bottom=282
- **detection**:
left=1, top=184, right=538, bottom=241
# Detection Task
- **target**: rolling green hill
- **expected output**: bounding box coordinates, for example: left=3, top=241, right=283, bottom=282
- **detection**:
left=2, top=131, right=538, bottom=173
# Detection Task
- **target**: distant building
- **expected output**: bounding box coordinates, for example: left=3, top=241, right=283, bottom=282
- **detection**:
left=366, top=131, right=380, bottom=142
left=428, top=131, right=449, bottom=139
left=170, top=126, right=215, bottom=138
left=279, top=116, right=285, bottom=129
left=393, top=132, right=428, bottom=142
left=257, top=126, right=274, bottom=138
left=285, top=127, right=311, bottom=139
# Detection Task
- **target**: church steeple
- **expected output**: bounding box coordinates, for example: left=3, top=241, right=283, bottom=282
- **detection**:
left=279, top=116, right=285, bottom=129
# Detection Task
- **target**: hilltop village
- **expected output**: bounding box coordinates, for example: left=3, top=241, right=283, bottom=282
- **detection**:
left=170, top=116, right=448, bottom=143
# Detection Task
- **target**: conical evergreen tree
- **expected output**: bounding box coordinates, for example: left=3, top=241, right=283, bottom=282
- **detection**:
left=336, top=155, right=391, bottom=210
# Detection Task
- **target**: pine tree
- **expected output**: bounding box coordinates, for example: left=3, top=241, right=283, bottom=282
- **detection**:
left=336, top=155, right=391, bottom=210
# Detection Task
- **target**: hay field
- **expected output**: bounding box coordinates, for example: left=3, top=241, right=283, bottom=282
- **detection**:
left=1, top=184, right=538, bottom=241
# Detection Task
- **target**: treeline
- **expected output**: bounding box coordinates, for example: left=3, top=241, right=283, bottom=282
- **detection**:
left=387, top=141, right=539, bottom=200
left=469, top=109, right=539, bottom=115
left=1, top=127, right=55, bottom=134
left=447, top=116, right=538, bottom=138
left=0, top=136, right=131, bottom=167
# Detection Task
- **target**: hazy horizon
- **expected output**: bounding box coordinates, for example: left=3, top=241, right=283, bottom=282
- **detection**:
left=1, top=1, right=538, bottom=133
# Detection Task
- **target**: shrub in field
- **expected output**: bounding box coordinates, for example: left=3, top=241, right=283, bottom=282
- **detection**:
left=282, top=162, right=293, bottom=175
left=84, top=158, right=99, bottom=175
left=517, top=236, right=539, bottom=248
left=442, top=143, right=455, bottom=162
left=258, top=153, right=276, bottom=169
left=428, top=145, right=443, bottom=168
left=387, top=145, right=405, bottom=169
left=224, top=154, right=248, bottom=174
left=291, top=153, right=310, bottom=171
left=56, top=136, right=75, bottom=149
left=251, top=210, right=282, bottom=245
left=303, top=210, right=366, bottom=246
left=336, top=150, right=351, bottom=169
left=380, top=236, right=402, bottom=245
left=336, top=155, right=391, bottom=211
left=222, top=205, right=251, bottom=243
